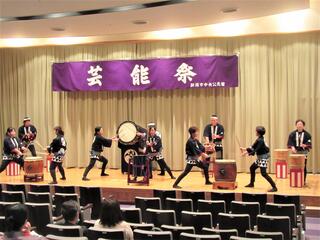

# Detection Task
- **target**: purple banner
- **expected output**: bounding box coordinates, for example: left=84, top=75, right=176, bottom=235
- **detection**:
left=52, top=55, right=238, bottom=91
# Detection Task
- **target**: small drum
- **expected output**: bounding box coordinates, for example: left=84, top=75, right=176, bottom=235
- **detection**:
left=204, top=143, right=216, bottom=154
left=117, top=121, right=139, bottom=145
left=213, top=159, right=237, bottom=182
left=274, top=149, right=289, bottom=161
left=24, top=157, right=44, bottom=182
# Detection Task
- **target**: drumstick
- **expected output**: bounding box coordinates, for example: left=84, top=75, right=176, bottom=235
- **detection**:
left=235, top=136, right=241, bottom=148
left=34, top=140, right=47, bottom=150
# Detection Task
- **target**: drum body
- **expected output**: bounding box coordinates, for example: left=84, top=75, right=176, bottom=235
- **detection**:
left=117, top=121, right=139, bottom=145
left=274, top=149, right=289, bottom=161
left=213, top=160, right=237, bottom=182
left=24, top=157, right=44, bottom=182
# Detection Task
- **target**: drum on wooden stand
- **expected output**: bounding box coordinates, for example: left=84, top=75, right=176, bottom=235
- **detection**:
left=24, top=156, right=44, bottom=182
left=117, top=121, right=139, bottom=145
left=289, top=154, right=305, bottom=187
left=274, top=149, right=289, bottom=179
left=212, top=159, right=237, bottom=190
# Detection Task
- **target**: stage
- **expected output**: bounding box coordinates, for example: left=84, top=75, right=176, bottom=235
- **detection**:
left=0, top=168, right=319, bottom=214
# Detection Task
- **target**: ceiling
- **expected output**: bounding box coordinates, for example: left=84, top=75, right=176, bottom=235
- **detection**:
left=0, top=0, right=310, bottom=38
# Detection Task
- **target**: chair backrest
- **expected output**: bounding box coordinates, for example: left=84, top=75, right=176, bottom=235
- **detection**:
left=46, top=224, right=83, bottom=237
left=0, top=216, right=5, bottom=232
left=121, top=207, right=142, bottom=224
left=5, top=184, right=26, bottom=196
left=25, top=203, right=53, bottom=235
left=128, top=223, right=154, bottom=231
left=231, top=201, right=260, bottom=228
left=46, top=235, right=88, bottom=240
left=265, top=203, right=296, bottom=227
left=273, top=194, right=301, bottom=214
left=246, top=230, right=284, bottom=240
left=0, top=201, right=19, bottom=216
left=257, top=215, right=291, bottom=240
left=166, top=197, right=193, bottom=225
left=83, top=220, right=96, bottom=229
left=29, top=184, right=51, bottom=193
left=211, top=192, right=235, bottom=212
left=181, top=191, right=205, bottom=211
left=88, top=227, right=125, bottom=240
left=153, top=189, right=176, bottom=209
left=2, top=190, right=25, bottom=203
left=55, top=185, right=76, bottom=194
left=135, top=197, right=161, bottom=222
left=180, top=232, right=221, bottom=240
left=146, top=208, right=176, bottom=227
left=217, top=213, right=250, bottom=237
left=242, top=192, right=267, bottom=213
left=230, top=237, right=272, bottom=240
left=54, top=193, right=79, bottom=216
left=79, top=186, right=102, bottom=219
left=27, top=192, right=52, bottom=205
left=202, top=227, right=238, bottom=239
left=161, top=225, right=195, bottom=240
left=134, top=229, right=173, bottom=240
left=197, top=200, right=225, bottom=227
left=181, top=211, right=212, bottom=234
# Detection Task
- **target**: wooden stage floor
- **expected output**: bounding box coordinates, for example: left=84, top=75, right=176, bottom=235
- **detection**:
left=1, top=168, right=319, bottom=207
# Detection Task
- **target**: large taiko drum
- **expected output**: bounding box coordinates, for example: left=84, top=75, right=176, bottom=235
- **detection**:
left=117, top=121, right=139, bottom=145
left=274, top=149, right=289, bottom=161
left=213, top=159, right=237, bottom=182
left=24, top=157, right=44, bottom=182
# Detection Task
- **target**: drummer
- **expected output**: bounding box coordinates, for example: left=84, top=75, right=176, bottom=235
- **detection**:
left=203, top=114, right=224, bottom=159
left=18, top=117, right=37, bottom=157
left=0, top=127, right=26, bottom=174
left=82, top=127, right=118, bottom=181
left=287, top=119, right=312, bottom=183
left=47, top=126, right=67, bottom=184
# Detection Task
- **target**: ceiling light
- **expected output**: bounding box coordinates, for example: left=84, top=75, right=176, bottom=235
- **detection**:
left=1, top=38, right=37, bottom=47
left=51, top=27, right=65, bottom=32
left=221, top=7, right=238, bottom=13
left=211, top=20, right=249, bottom=36
left=152, top=28, right=192, bottom=39
left=276, top=9, right=308, bottom=32
left=48, top=37, right=88, bottom=45
left=132, top=20, right=148, bottom=25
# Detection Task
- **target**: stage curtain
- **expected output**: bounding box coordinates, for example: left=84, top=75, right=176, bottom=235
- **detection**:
left=0, top=32, right=319, bottom=173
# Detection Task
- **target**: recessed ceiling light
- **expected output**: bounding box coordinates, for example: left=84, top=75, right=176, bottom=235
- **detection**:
left=132, top=20, right=148, bottom=25
left=221, top=7, right=238, bottom=13
left=51, top=27, right=65, bottom=32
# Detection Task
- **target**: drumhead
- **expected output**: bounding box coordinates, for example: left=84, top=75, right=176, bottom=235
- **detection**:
left=215, top=159, right=236, bottom=164
left=117, top=121, right=138, bottom=144
left=25, top=157, right=43, bottom=161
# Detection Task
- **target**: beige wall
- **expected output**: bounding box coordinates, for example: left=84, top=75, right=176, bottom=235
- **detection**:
left=0, top=32, right=319, bottom=173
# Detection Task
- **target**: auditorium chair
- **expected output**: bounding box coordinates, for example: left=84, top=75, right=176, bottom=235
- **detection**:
left=265, top=203, right=297, bottom=227
left=0, top=184, right=2, bottom=201
left=211, top=192, right=235, bottom=212
left=54, top=185, right=76, bottom=194
left=46, top=224, right=84, bottom=237
left=134, top=229, right=173, bottom=240
left=273, top=194, right=306, bottom=230
left=181, top=191, right=205, bottom=211
left=79, top=186, right=102, bottom=219
left=5, top=183, right=27, bottom=196
left=29, top=184, right=51, bottom=193
left=46, top=235, right=88, bottom=240
left=135, top=197, right=161, bottom=222
left=181, top=211, right=212, bottom=234
left=245, top=230, right=284, bottom=240
left=242, top=192, right=267, bottom=213
left=121, top=207, right=142, bottom=223
left=217, top=213, right=251, bottom=237
left=153, top=189, right=176, bottom=209
left=0, top=201, right=19, bottom=216
left=180, top=232, right=221, bottom=240
left=197, top=200, right=226, bottom=227
left=87, top=227, right=125, bottom=240
left=202, top=227, right=238, bottom=240
left=1, top=190, right=25, bottom=203
left=27, top=192, right=53, bottom=205
left=0, top=216, right=5, bottom=232
left=26, top=202, right=54, bottom=235
left=230, top=237, right=272, bottom=240
left=166, top=197, right=193, bottom=225
left=231, top=201, right=260, bottom=228
left=256, top=215, right=291, bottom=240
left=146, top=208, right=176, bottom=227
left=161, top=225, right=195, bottom=240
left=128, top=222, right=155, bottom=231
left=83, top=219, right=95, bottom=228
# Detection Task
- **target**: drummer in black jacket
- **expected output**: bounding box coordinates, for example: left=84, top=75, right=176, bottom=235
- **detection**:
left=82, top=127, right=118, bottom=181
left=240, top=126, right=277, bottom=192
left=47, top=126, right=67, bottom=184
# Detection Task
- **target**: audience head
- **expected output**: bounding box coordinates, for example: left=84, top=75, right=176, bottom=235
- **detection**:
left=61, top=200, right=80, bottom=224
left=99, top=198, right=123, bottom=227
left=5, top=204, right=28, bottom=233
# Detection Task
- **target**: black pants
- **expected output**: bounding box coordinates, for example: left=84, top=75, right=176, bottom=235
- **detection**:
left=249, top=162, right=276, bottom=188
left=304, top=158, right=307, bottom=183
left=83, top=156, right=108, bottom=178
left=156, top=158, right=174, bottom=177
left=49, top=161, right=65, bottom=182
left=174, top=161, right=210, bottom=186
left=0, top=157, right=24, bottom=173
left=28, top=144, right=37, bottom=157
